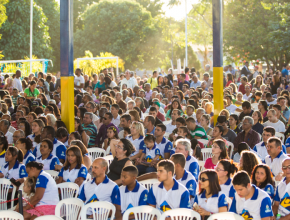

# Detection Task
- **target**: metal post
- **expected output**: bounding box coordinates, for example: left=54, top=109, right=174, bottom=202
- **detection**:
left=60, top=0, right=74, bottom=133
left=212, top=0, right=223, bottom=124
left=30, top=0, right=33, bottom=74
left=185, top=0, right=188, bottom=67
left=18, top=190, right=23, bottom=215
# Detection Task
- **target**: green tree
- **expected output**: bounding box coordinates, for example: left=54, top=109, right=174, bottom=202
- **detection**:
left=0, top=0, right=52, bottom=61
left=135, top=0, right=163, bottom=17
left=74, top=0, right=162, bottom=69
left=35, top=0, right=60, bottom=71
left=223, top=0, right=289, bottom=70
left=0, top=0, right=9, bottom=59
left=74, top=0, right=96, bottom=32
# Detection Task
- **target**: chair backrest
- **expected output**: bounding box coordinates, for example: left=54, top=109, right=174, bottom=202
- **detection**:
left=139, top=179, right=159, bottom=191
left=208, top=212, right=244, bottom=220
left=35, top=215, right=63, bottom=220
left=251, top=103, right=259, bottom=111
left=55, top=198, right=84, bottom=220
left=0, top=179, right=17, bottom=210
left=103, top=155, right=114, bottom=166
left=198, top=139, right=209, bottom=146
left=88, top=148, right=106, bottom=161
left=46, top=170, right=59, bottom=181
left=57, top=182, right=79, bottom=200
left=0, top=210, right=24, bottom=220
left=201, top=148, right=212, bottom=161
left=123, top=205, right=161, bottom=220
left=80, top=201, right=116, bottom=220
left=163, top=120, right=171, bottom=126
left=160, top=208, right=201, bottom=220
left=276, top=132, right=285, bottom=144
left=86, top=173, right=92, bottom=182
left=198, top=160, right=205, bottom=172
left=227, top=141, right=234, bottom=159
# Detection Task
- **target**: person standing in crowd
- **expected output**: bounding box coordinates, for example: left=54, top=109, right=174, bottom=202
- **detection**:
left=82, top=112, right=98, bottom=148
left=121, top=70, right=138, bottom=91
left=12, top=70, right=23, bottom=92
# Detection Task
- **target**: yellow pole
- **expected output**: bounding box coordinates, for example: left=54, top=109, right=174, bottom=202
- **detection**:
left=213, top=67, right=224, bottom=124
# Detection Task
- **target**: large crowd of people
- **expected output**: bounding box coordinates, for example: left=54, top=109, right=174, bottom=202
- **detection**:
left=0, top=62, right=290, bottom=219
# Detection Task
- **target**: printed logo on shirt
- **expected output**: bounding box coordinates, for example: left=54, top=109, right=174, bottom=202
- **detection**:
left=188, top=184, right=193, bottom=191
left=146, top=156, right=153, bottom=162
left=280, top=193, right=290, bottom=211
left=126, top=203, right=134, bottom=215
left=86, top=194, right=99, bottom=204
left=81, top=170, right=87, bottom=175
left=265, top=205, right=271, bottom=213
left=266, top=187, right=271, bottom=194
left=224, top=198, right=228, bottom=205
left=36, top=178, right=40, bottom=185
left=194, top=169, right=198, bottom=174
left=61, top=151, right=65, bottom=156
left=21, top=169, right=26, bottom=175
left=160, top=201, right=172, bottom=212
left=241, top=209, right=253, bottom=220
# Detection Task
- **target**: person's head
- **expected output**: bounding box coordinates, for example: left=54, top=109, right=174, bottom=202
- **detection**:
left=12, top=130, right=25, bottom=144
left=175, top=139, right=191, bottom=158
left=241, top=101, right=252, bottom=114
left=262, top=126, right=275, bottom=144
left=115, top=138, right=135, bottom=158
left=55, top=127, right=69, bottom=144
left=144, top=134, right=156, bottom=150
left=15, top=137, right=33, bottom=154
left=212, top=125, right=224, bottom=138
left=0, top=119, right=9, bottom=133
left=266, top=137, right=282, bottom=158
left=186, top=105, right=195, bottom=117
left=241, top=76, right=248, bottom=85
left=144, top=116, right=155, bottom=129
left=107, top=126, right=119, bottom=139
left=171, top=109, right=181, bottom=121
left=156, top=160, right=175, bottom=182
left=242, top=116, right=253, bottom=131
left=102, top=112, right=113, bottom=125
left=39, top=138, right=53, bottom=156
left=232, top=171, right=252, bottom=198
left=23, top=177, right=36, bottom=195
left=121, top=165, right=138, bottom=186
left=212, top=139, right=228, bottom=159
left=216, top=159, right=238, bottom=179
left=196, top=108, right=205, bottom=121
left=185, top=117, right=196, bottom=131
left=130, top=121, right=144, bottom=137
left=91, top=158, right=108, bottom=178
left=177, top=126, right=190, bottom=138
left=18, top=121, right=31, bottom=137
left=15, top=110, right=24, bottom=121
left=252, top=110, right=263, bottom=124
left=26, top=161, right=44, bottom=178
left=251, top=164, right=274, bottom=189
left=239, top=151, right=261, bottom=177
left=282, top=158, right=290, bottom=179
left=83, top=112, right=93, bottom=125
left=217, top=115, right=228, bottom=132
left=267, top=109, right=277, bottom=123
left=5, top=146, right=23, bottom=163
left=199, top=170, right=221, bottom=196
left=41, top=126, right=55, bottom=141
left=63, top=145, right=84, bottom=170
left=120, top=114, right=131, bottom=128
left=129, top=110, right=140, bottom=122
left=31, top=119, right=45, bottom=135
left=170, top=153, right=186, bottom=170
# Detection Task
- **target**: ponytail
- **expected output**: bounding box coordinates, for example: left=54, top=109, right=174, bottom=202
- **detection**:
left=7, top=146, right=24, bottom=163
left=219, top=159, right=238, bottom=178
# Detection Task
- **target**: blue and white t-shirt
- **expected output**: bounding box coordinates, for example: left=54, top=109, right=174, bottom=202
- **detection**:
left=36, top=154, right=60, bottom=170
left=220, top=178, right=235, bottom=198
left=127, top=135, right=144, bottom=156
left=253, top=141, right=287, bottom=160
left=264, top=151, right=288, bottom=177
left=262, top=183, right=274, bottom=199
left=78, top=175, right=120, bottom=205
left=155, top=137, right=173, bottom=158
left=23, top=150, right=35, bottom=165
left=175, top=170, right=197, bottom=199
left=274, top=177, right=290, bottom=216
left=33, top=138, right=67, bottom=160
left=36, top=170, right=59, bottom=206
left=147, top=179, right=191, bottom=213
left=58, top=164, right=88, bottom=183
left=185, top=155, right=199, bottom=181
left=0, top=161, right=27, bottom=179
left=230, top=185, right=273, bottom=220
left=142, top=144, right=162, bottom=162
left=194, top=190, right=228, bottom=214
left=0, top=150, right=6, bottom=170
left=119, top=181, right=148, bottom=213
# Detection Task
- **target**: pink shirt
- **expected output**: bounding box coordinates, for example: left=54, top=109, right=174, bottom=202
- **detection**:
left=185, top=74, right=190, bottom=81
left=204, top=158, right=216, bottom=169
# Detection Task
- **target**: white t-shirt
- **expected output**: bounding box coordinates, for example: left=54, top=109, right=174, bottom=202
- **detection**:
left=226, top=104, right=238, bottom=114
left=74, top=75, right=85, bottom=87
left=263, top=120, right=285, bottom=132
left=266, top=99, right=277, bottom=105
left=12, top=78, right=23, bottom=92
left=243, top=93, right=252, bottom=101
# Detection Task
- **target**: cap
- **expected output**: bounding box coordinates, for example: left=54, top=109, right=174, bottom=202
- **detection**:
left=32, top=101, right=39, bottom=106
left=153, top=101, right=160, bottom=108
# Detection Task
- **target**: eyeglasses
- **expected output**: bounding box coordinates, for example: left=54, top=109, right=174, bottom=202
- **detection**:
left=282, top=165, right=290, bottom=170
left=215, top=168, right=225, bottom=172
left=199, top=177, right=209, bottom=182
left=116, top=145, right=123, bottom=150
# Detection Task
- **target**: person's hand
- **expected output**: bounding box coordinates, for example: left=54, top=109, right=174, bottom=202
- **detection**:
left=54, top=164, right=63, bottom=171
left=275, top=173, right=283, bottom=181
left=16, top=178, right=24, bottom=184
left=150, top=160, right=158, bottom=167
left=135, top=158, right=140, bottom=165
left=196, top=207, right=210, bottom=216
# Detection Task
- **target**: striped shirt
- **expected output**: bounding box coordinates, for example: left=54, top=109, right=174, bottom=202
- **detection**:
left=82, top=122, right=98, bottom=147
left=190, top=125, right=208, bottom=140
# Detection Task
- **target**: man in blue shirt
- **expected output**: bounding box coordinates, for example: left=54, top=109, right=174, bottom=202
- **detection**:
left=178, top=74, right=190, bottom=91
left=147, top=160, right=190, bottom=212
left=230, top=171, right=273, bottom=220
left=281, top=64, right=289, bottom=79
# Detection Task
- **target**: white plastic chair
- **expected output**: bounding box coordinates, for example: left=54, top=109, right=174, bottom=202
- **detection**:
left=103, top=155, right=114, bottom=166
left=88, top=148, right=106, bottom=161
left=201, top=148, right=213, bottom=161
left=45, top=170, right=59, bottom=180
left=55, top=198, right=84, bottom=220
left=57, top=182, right=79, bottom=199
left=198, top=139, right=209, bottom=146
left=208, top=212, right=244, bottom=220
left=227, top=141, right=234, bottom=159
left=251, top=103, right=259, bottom=111
left=80, top=201, right=116, bottom=220
left=35, top=216, right=62, bottom=220
left=0, top=210, right=24, bottom=220
left=198, top=160, right=205, bottom=172
left=160, top=208, right=201, bottom=220
left=163, top=120, right=172, bottom=126
left=139, top=179, right=159, bottom=191
left=0, top=179, right=17, bottom=210
left=86, top=173, right=92, bottom=182
left=123, top=205, right=161, bottom=220
left=276, top=132, right=285, bottom=144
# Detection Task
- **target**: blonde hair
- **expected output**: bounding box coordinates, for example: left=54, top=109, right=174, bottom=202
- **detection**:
left=132, top=121, right=145, bottom=137
left=219, top=109, right=230, bottom=120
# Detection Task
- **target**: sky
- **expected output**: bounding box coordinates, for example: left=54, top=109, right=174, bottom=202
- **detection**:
left=55, top=0, right=199, bottom=21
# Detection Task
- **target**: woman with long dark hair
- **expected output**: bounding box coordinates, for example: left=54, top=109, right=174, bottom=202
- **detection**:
left=77, top=107, right=87, bottom=124
left=258, top=100, right=268, bottom=120
left=57, top=146, right=88, bottom=187
left=204, top=139, right=229, bottom=170
left=74, top=117, right=88, bottom=147
left=251, top=164, right=274, bottom=199
left=165, top=99, right=184, bottom=120
left=18, top=121, right=32, bottom=137
left=239, top=151, right=261, bottom=177
left=270, top=74, right=280, bottom=94
left=15, top=138, right=35, bottom=165
left=193, top=170, right=228, bottom=217
left=252, top=110, right=264, bottom=135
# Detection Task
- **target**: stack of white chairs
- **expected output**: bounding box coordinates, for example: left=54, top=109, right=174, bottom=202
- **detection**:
left=55, top=198, right=84, bottom=220
left=201, top=148, right=213, bottom=161
left=123, top=205, right=161, bottom=220
left=0, top=179, right=17, bottom=210
left=160, top=208, right=201, bottom=220
left=57, top=182, right=79, bottom=200
left=88, top=148, right=106, bottom=161
left=80, top=201, right=116, bottom=220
